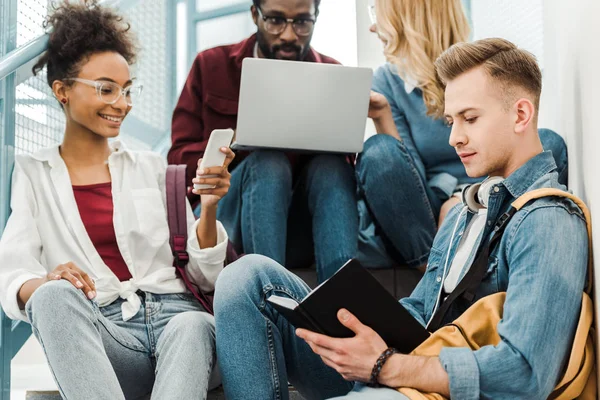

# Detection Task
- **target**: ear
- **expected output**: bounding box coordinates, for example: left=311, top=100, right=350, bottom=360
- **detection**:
left=513, top=97, right=535, bottom=134
left=251, top=5, right=259, bottom=27
left=52, top=80, right=68, bottom=103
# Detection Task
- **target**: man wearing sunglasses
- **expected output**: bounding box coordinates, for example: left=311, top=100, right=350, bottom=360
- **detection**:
left=169, top=0, right=360, bottom=283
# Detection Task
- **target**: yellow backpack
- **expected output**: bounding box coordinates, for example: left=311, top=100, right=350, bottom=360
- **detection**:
left=398, top=189, right=596, bottom=399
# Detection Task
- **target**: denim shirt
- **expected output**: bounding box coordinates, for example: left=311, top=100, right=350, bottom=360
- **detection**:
left=400, top=151, right=588, bottom=399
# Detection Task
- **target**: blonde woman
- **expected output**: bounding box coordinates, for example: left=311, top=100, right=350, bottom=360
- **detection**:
left=358, top=0, right=567, bottom=268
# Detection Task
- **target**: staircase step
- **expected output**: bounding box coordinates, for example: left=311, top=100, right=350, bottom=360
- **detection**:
left=26, top=387, right=306, bottom=399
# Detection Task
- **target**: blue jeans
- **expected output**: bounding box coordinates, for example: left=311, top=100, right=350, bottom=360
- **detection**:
left=214, top=254, right=410, bottom=400
left=356, top=135, right=440, bottom=268
left=355, top=130, right=568, bottom=268
left=26, top=280, right=219, bottom=400
left=211, top=151, right=358, bottom=282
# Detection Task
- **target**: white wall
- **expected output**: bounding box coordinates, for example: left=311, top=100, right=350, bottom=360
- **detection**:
left=311, top=0, right=358, bottom=66
left=541, top=0, right=600, bottom=375
left=355, top=0, right=385, bottom=69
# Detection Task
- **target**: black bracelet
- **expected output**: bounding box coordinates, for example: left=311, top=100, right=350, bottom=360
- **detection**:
left=369, top=347, right=399, bottom=387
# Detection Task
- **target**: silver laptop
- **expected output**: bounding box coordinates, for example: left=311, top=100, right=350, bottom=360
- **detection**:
left=231, top=58, right=373, bottom=153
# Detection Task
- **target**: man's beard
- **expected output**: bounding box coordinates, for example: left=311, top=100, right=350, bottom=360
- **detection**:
left=256, top=30, right=312, bottom=61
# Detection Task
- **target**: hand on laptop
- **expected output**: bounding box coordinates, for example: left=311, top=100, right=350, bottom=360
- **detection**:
left=368, top=91, right=391, bottom=120
left=369, top=91, right=400, bottom=140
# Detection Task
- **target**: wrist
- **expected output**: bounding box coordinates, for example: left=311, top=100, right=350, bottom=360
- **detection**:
left=372, top=105, right=392, bottom=124
left=200, top=203, right=218, bottom=215
left=377, top=353, right=404, bottom=388
left=370, top=348, right=400, bottom=387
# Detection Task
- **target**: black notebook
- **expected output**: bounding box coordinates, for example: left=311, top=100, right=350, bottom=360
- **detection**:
left=267, top=259, right=430, bottom=354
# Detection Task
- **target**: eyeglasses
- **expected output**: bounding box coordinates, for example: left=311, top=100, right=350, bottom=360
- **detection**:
left=368, top=4, right=377, bottom=25
left=256, top=7, right=316, bottom=37
left=65, top=78, right=143, bottom=106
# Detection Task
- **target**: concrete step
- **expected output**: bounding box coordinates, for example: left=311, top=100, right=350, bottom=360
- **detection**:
left=26, top=386, right=306, bottom=399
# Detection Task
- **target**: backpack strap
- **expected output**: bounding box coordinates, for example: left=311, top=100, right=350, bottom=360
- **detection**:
left=166, top=164, right=214, bottom=314
left=428, top=188, right=592, bottom=331
left=166, top=165, right=189, bottom=266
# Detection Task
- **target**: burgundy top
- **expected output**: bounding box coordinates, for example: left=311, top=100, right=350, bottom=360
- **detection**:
left=168, top=34, right=345, bottom=205
left=72, top=182, right=132, bottom=282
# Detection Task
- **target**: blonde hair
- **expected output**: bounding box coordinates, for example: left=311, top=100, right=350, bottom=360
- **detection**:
left=434, top=38, right=542, bottom=112
left=375, top=0, right=470, bottom=118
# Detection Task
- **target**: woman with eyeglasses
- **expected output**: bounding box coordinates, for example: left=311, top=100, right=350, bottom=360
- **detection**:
left=0, top=1, right=233, bottom=398
left=357, top=0, right=568, bottom=270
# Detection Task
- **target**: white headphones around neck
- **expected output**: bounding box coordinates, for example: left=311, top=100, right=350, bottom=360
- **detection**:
left=461, top=176, right=504, bottom=213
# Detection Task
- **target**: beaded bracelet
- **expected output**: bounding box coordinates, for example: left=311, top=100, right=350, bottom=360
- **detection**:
left=369, top=347, right=399, bottom=387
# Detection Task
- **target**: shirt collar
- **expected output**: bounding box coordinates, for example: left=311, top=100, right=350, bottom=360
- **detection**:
left=501, top=151, right=557, bottom=199
left=30, top=139, right=134, bottom=168
left=404, top=75, right=418, bottom=94
left=234, top=33, right=320, bottom=66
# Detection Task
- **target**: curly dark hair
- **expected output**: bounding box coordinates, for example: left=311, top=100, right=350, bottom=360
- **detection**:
left=252, top=0, right=321, bottom=16
left=32, top=0, right=138, bottom=87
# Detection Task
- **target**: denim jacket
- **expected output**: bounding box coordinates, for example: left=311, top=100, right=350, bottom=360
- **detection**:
left=400, top=151, right=588, bottom=399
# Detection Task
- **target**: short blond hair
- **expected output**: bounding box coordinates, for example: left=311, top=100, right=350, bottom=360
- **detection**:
left=434, top=38, right=542, bottom=113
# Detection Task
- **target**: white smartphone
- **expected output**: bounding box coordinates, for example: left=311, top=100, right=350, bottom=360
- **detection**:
left=194, top=128, right=234, bottom=190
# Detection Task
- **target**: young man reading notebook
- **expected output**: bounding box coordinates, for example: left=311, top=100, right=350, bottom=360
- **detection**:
left=213, top=38, right=588, bottom=399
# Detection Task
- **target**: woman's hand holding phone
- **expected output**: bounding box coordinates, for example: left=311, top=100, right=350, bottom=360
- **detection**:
left=192, top=147, right=235, bottom=208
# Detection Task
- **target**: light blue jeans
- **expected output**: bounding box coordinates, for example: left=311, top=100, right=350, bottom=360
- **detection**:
left=26, top=280, right=219, bottom=399
left=204, top=151, right=358, bottom=283
left=214, top=254, right=409, bottom=400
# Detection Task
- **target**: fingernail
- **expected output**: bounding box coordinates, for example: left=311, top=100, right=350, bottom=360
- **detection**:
left=199, top=168, right=205, bottom=175
left=221, top=147, right=227, bottom=151
left=76, top=281, right=83, bottom=288
left=87, top=291, right=95, bottom=299
left=340, top=310, right=350, bottom=321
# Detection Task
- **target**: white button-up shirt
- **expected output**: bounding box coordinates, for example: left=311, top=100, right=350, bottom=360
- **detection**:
left=0, top=141, right=228, bottom=322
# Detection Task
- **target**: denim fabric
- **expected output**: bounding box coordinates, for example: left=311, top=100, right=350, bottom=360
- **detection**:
left=211, top=151, right=358, bottom=282
left=214, top=254, right=354, bottom=400
left=26, top=280, right=219, bottom=400
left=401, top=151, right=588, bottom=399
left=356, top=134, right=440, bottom=268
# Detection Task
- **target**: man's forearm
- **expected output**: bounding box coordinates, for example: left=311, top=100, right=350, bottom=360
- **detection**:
left=378, top=354, right=450, bottom=396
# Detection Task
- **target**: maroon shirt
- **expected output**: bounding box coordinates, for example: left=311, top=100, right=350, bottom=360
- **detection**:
left=168, top=34, right=341, bottom=204
left=72, top=183, right=132, bottom=282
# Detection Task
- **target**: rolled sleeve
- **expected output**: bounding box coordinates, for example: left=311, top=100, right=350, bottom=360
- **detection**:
left=3, top=272, right=43, bottom=321
left=185, top=219, right=228, bottom=292
left=439, top=347, right=480, bottom=400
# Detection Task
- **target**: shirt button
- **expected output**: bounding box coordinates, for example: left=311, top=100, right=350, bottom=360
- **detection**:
left=487, top=221, right=492, bottom=226
left=493, top=186, right=500, bottom=193
left=436, top=276, right=442, bottom=283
